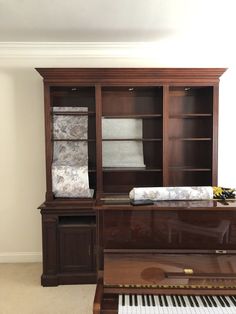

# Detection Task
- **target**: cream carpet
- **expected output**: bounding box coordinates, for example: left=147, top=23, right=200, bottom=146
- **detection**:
left=0, top=263, right=95, bottom=314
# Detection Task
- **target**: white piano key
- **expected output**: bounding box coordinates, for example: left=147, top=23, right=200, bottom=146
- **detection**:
left=194, top=296, right=211, bottom=314
left=153, top=295, right=165, bottom=314
left=222, top=296, right=236, bottom=314
left=209, top=296, right=227, bottom=314
left=173, top=296, right=187, bottom=314
left=119, top=294, right=127, bottom=314
left=127, top=294, right=133, bottom=314
left=182, top=296, right=197, bottom=314
left=166, top=295, right=178, bottom=314
left=146, top=295, right=155, bottom=314
left=124, top=294, right=130, bottom=314
left=211, top=296, right=229, bottom=314
left=137, top=295, right=145, bottom=314
left=226, top=296, right=236, bottom=308
left=118, top=295, right=122, bottom=314
left=131, top=295, right=137, bottom=314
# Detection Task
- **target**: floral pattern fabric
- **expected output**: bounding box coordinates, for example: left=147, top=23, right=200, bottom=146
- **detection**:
left=53, top=107, right=88, bottom=112
left=129, top=186, right=214, bottom=201
left=52, top=106, right=91, bottom=197
left=53, top=141, right=88, bottom=166
left=52, top=165, right=91, bottom=198
left=53, top=115, right=88, bottom=140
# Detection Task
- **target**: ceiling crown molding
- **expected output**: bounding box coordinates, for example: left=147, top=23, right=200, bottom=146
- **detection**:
left=0, top=42, right=159, bottom=59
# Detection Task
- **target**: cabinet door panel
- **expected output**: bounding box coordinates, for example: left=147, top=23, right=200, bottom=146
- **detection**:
left=59, top=226, right=94, bottom=272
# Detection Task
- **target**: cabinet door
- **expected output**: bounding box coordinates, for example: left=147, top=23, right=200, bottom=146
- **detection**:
left=59, top=226, right=95, bottom=273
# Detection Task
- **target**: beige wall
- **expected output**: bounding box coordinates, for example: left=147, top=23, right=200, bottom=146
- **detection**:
left=0, top=44, right=236, bottom=262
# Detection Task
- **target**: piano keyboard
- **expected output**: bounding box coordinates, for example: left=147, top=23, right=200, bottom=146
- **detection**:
left=118, top=294, right=236, bottom=313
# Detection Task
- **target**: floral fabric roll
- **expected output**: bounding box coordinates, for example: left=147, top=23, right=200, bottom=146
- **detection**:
left=53, top=141, right=88, bottom=167
left=129, top=186, right=214, bottom=201
left=53, top=107, right=88, bottom=112
left=53, top=115, right=88, bottom=140
left=52, top=165, right=91, bottom=198
left=52, top=106, right=91, bottom=197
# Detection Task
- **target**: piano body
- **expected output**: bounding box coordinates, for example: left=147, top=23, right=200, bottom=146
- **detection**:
left=93, top=199, right=236, bottom=313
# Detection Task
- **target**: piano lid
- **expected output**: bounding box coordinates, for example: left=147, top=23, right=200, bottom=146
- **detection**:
left=104, top=252, right=236, bottom=289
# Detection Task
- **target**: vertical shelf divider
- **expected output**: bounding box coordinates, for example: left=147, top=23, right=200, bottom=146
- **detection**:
left=95, top=84, right=103, bottom=199
left=212, top=84, right=219, bottom=186
left=44, top=83, right=54, bottom=201
left=163, top=85, right=169, bottom=187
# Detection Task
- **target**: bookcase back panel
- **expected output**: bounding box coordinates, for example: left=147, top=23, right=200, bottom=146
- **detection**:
left=143, top=142, right=163, bottom=168
left=103, top=171, right=163, bottom=194
left=142, top=118, right=163, bottom=139
left=50, top=86, right=95, bottom=111
left=102, top=87, right=163, bottom=116
left=169, top=86, right=213, bottom=114
left=168, top=117, right=213, bottom=138
left=168, top=141, right=212, bottom=169
left=168, top=171, right=212, bottom=186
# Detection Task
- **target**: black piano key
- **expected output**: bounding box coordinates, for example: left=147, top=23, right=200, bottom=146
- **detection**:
left=158, top=295, right=163, bottom=307
left=229, top=295, right=236, bottom=306
left=200, top=295, right=208, bottom=307
left=180, top=295, right=186, bottom=307
left=151, top=295, right=156, bottom=306
left=146, top=295, right=151, bottom=306
left=141, top=294, right=146, bottom=306
left=170, top=295, right=176, bottom=306
left=134, top=294, right=138, bottom=306
left=205, top=295, right=213, bottom=307
left=209, top=296, right=217, bottom=307
left=216, top=296, right=225, bottom=307
left=192, top=295, right=200, bottom=307
left=187, top=295, right=194, bottom=307
left=162, top=295, right=168, bottom=306
left=122, top=294, right=125, bottom=306
left=221, top=295, right=231, bottom=307
left=129, top=294, right=132, bottom=306
left=174, top=295, right=181, bottom=307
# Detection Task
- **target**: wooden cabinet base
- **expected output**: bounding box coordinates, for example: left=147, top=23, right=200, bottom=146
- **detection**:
left=41, top=272, right=97, bottom=287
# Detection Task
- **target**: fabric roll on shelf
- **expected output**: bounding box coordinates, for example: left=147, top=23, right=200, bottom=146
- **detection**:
left=52, top=106, right=91, bottom=198
left=129, top=186, right=236, bottom=201
left=129, top=186, right=214, bottom=201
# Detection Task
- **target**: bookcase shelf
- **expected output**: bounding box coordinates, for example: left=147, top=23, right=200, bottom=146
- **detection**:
left=102, top=138, right=162, bottom=142
left=52, top=111, right=96, bottom=116
left=103, top=167, right=163, bottom=172
left=102, top=114, right=162, bottom=118
left=169, top=113, right=212, bottom=118
left=52, top=139, right=96, bottom=141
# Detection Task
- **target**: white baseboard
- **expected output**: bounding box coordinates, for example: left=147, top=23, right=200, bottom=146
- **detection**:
left=0, top=252, right=42, bottom=263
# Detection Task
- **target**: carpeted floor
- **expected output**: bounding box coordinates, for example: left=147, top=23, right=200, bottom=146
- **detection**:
left=0, top=263, right=95, bottom=314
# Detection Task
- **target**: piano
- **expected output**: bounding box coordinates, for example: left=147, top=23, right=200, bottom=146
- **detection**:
left=93, top=199, right=236, bottom=314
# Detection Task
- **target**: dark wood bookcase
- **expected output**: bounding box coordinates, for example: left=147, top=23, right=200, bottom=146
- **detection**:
left=36, top=68, right=226, bottom=286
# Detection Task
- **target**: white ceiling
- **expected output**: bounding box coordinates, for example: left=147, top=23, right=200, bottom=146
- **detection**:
left=0, top=0, right=234, bottom=42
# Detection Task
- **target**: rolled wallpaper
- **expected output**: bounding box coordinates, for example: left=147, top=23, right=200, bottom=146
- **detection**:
left=53, top=115, right=88, bottom=140
left=52, top=107, right=91, bottom=197
left=102, top=118, right=145, bottom=168
left=53, top=141, right=88, bottom=166
left=53, top=107, right=88, bottom=112
left=129, top=186, right=214, bottom=201
left=52, top=165, right=91, bottom=198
